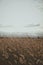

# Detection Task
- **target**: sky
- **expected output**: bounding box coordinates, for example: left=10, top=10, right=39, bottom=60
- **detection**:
left=0, top=0, right=43, bottom=36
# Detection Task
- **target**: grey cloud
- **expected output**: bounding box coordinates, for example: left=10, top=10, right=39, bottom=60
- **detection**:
left=25, top=24, right=40, bottom=28
left=0, top=24, right=13, bottom=28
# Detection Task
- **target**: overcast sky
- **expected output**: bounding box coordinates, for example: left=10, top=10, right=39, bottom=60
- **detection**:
left=0, top=0, right=43, bottom=35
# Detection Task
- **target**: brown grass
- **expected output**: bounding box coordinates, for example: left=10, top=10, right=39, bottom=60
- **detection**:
left=0, top=37, right=43, bottom=65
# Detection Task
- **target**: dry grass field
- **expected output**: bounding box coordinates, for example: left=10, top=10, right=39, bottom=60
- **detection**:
left=0, top=37, right=43, bottom=65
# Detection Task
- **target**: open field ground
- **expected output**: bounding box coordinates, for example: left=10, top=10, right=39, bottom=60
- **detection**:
left=0, top=37, right=43, bottom=65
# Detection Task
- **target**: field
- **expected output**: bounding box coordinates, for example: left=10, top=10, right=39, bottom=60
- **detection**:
left=0, top=37, right=43, bottom=65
